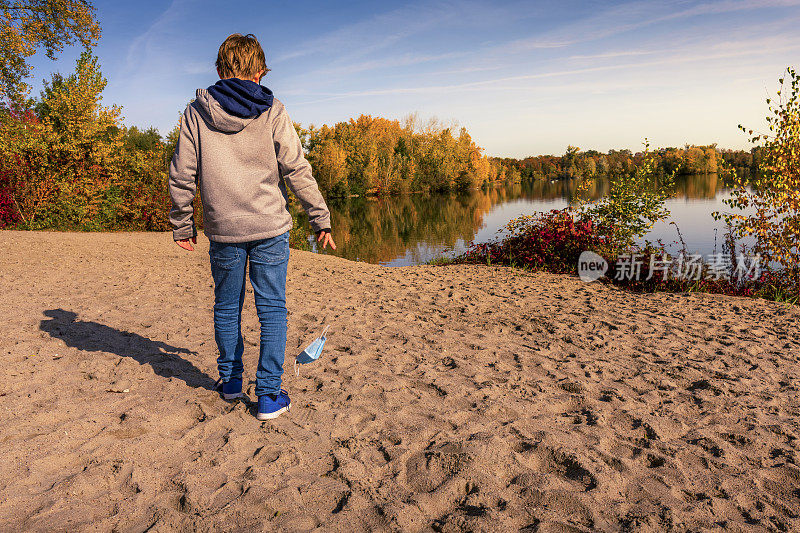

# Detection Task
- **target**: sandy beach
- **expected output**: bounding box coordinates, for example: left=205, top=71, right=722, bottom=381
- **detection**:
left=1, top=230, right=799, bottom=532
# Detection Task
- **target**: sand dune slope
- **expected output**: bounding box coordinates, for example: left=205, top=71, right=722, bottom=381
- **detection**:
left=1, top=231, right=799, bottom=532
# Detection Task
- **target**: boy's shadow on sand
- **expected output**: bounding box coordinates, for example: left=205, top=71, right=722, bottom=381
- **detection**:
left=40, top=309, right=216, bottom=392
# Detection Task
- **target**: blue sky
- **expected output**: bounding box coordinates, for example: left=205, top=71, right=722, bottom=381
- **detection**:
left=27, top=0, right=800, bottom=157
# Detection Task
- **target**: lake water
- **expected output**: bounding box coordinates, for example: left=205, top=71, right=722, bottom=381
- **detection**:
left=301, top=174, right=752, bottom=266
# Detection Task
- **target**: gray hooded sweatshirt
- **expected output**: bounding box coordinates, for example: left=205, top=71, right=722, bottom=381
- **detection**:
left=168, top=86, right=331, bottom=243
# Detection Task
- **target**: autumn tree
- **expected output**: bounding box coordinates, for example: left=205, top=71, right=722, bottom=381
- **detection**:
left=682, top=144, right=718, bottom=174
left=719, top=68, right=800, bottom=289
left=0, top=0, right=100, bottom=108
left=300, top=113, right=495, bottom=197
left=2, top=51, right=121, bottom=226
left=0, top=50, right=174, bottom=231
left=124, top=125, right=162, bottom=152
left=308, top=139, right=348, bottom=195
left=36, top=50, right=121, bottom=161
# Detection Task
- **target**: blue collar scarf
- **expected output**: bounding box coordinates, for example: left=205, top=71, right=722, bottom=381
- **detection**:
left=206, top=78, right=274, bottom=119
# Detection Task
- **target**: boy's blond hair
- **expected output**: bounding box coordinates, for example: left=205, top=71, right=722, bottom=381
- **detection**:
left=216, top=33, right=269, bottom=80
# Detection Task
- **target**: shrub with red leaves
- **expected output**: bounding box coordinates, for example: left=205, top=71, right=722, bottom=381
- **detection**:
left=458, top=209, right=618, bottom=274
left=0, top=187, right=20, bottom=228
left=0, top=165, right=19, bottom=228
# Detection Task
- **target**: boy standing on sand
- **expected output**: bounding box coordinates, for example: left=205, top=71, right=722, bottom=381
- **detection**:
left=169, top=34, right=335, bottom=421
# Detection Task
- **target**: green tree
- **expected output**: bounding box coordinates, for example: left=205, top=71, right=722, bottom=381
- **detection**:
left=124, top=125, right=162, bottom=152
left=577, top=141, right=675, bottom=249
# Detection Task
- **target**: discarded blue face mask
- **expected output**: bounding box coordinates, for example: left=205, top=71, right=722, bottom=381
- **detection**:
left=295, top=325, right=329, bottom=375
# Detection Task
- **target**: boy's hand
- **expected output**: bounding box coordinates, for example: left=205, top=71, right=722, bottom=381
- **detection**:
left=316, top=230, right=336, bottom=250
left=176, top=236, right=197, bottom=251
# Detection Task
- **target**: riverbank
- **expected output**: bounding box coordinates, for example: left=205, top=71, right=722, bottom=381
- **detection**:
left=1, top=231, right=799, bottom=531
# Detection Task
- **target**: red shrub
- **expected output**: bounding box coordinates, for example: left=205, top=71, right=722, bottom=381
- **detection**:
left=458, top=209, right=616, bottom=273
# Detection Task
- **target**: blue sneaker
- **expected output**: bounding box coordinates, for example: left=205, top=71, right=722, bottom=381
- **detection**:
left=257, top=389, right=291, bottom=420
left=215, top=377, right=243, bottom=400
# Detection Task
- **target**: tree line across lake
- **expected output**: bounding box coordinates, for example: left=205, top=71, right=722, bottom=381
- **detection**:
left=299, top=121, right=756, bottom=197
left=493, top=143, right=758, bottom=183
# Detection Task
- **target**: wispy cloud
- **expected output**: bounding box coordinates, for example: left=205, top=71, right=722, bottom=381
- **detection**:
left=432, top=64, right=504, bottom=75
left=121, top=0, right=190, bottom=75
left=308, top=51, right=465, bottom=77
left=273, top=1, right=470, bottom=63
left=500, top=0, right=800, bottom=52
left=271, top=0, right=549, bottom=70
left=279, top=0, right=800, bottom=100
left=182, top=61, right=214, bottom=76
left=568, top=50, right=659, bottom=61
left=289, top=35, right=800, bottom=104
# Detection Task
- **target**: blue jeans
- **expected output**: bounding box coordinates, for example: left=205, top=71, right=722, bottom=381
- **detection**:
left=209, top=231, right=289, bottom=397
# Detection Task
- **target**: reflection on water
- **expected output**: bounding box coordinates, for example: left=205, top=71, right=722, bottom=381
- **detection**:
left=295, top=174, right=745, bottom=266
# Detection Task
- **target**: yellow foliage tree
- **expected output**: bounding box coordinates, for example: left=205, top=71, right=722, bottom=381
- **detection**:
left=1, top=50, right=124, bottom=228
left=0, top=0, right=100, bottom=107
left=309, top=139, right=348, bottom=194
left=719, top=67, right=800, bottom=288
left=302, top=113, right=495, bottom=196
left=36, top=50, right=122, bottom=162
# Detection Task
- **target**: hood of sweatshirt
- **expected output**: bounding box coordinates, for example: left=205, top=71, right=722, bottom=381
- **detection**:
left=193, top=78, right=274, bottom=133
